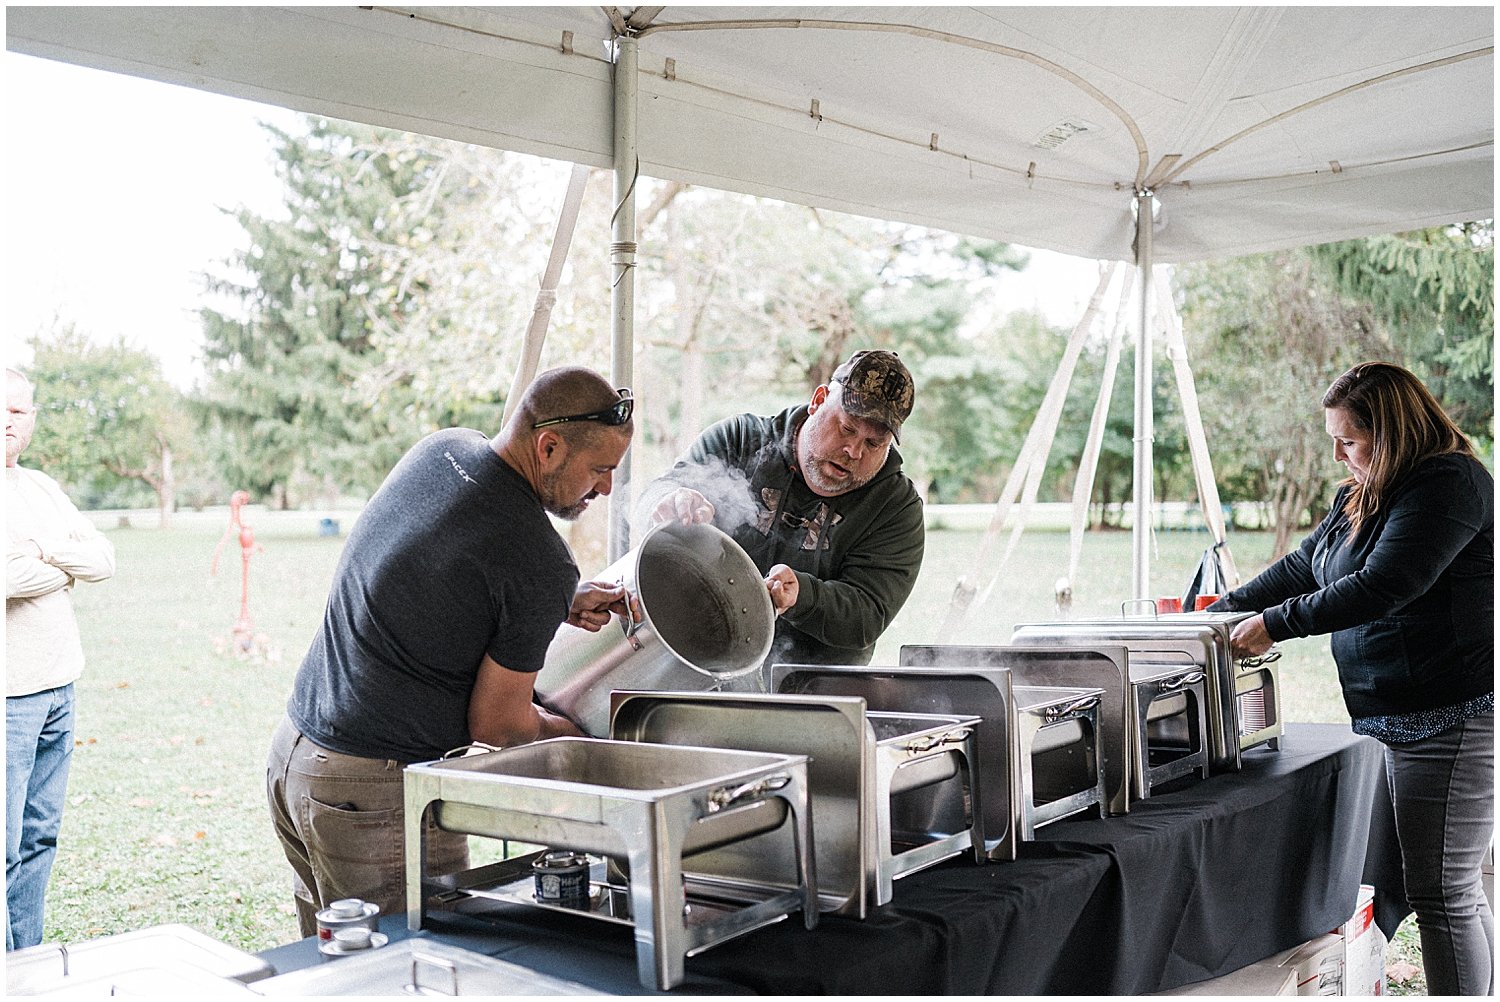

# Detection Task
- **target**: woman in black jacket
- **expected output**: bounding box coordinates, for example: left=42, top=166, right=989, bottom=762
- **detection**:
left=1212, top=361, right=1493, bottom=995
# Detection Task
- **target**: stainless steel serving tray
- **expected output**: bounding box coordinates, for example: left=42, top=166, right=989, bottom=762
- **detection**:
left=1010, top=612, right=1256, bottom=772
left=1128, top=661, right=1212, bottom=794
left=772, top=662, right=1024, bottom=860
left=899, top=644, right=1132, bottom=815
left=1009, top=684, right=1111, bottom=832
left=404, top=737, right=817, bottom=991
left=8, top=924, right=274, bottom=996
left=414, top=738, right=796, bottom=856
left=250, top=938, right=605, bottom=995
left=609, top=690, right=982, bottom=917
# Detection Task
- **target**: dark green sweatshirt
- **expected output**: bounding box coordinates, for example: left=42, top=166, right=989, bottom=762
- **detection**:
left=639, top=405, right=925, bottom=669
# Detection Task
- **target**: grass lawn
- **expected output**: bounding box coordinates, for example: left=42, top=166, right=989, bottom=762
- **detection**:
left=42, top=511, right=1424, bottom=991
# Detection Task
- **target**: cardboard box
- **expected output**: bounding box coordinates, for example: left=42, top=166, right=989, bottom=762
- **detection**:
left=1150, top=963, right=1298, bottom=996
left=1271, top=932, right=1344, bottom=995
left=1339, top=884, right=1387, bottom=996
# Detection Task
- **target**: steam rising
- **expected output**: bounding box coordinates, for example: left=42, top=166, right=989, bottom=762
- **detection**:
left=638, top=454, right=765, bottom=534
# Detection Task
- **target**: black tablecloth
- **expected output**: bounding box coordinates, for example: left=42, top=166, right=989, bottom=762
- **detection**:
left=259, top=723, right=1405, bottom=995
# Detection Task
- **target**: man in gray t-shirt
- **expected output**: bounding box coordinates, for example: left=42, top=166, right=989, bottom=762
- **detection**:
left=267, top=366, right=635, bottom=936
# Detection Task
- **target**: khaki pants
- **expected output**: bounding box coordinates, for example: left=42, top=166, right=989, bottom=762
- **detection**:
left=265, top=716, right=468, bottom=937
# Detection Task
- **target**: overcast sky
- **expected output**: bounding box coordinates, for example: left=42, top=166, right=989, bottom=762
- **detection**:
left=4, top=51, right=1101, bottom=391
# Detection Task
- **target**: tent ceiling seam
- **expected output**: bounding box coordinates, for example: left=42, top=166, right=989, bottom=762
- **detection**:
left=634, top=16, right=1151, bottom=188
left=1161, top=139, right=1494, bottom=192
left=1160, top=7, right=1283, bottom=158
left=1159, top=45, right=1494, bottom=185
left=641, top=67, right=1127, bottom=194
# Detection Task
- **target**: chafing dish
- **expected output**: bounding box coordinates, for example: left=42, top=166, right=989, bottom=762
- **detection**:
left=403, top=737, right=816, bottom=990
left=899, top=644, right=1132, bottom=815
left=609, top=690, right=984, bottom=917
left=250, top=938, right=605, bottom=995
left=1128, top=661, right=1212, bottom=796
left=1010, top=611, right=1282, bottom=772
left=1011, top=685, right=1110, bottom=836
left=8, top=924, right=273, bottom=996
left=773, top=663, right=1108, bottom=861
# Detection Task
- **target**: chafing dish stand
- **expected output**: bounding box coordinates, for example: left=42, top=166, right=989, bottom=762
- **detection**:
left=1128, top=662, right=1212, bottom=796
left=900, top=644, right=1133, bottom=815
left=1012, top=685, right=1111, bottom=837
left=404, top=737, right=817, bottom=990
left=610, top=690, right=984, bottom=917
left=773, top=663, right=1108, bottom=861
left=1011, top=611, right=1283, bottom=772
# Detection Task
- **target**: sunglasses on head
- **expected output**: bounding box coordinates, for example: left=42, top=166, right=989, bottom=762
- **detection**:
left=533, top=388, right=634, bottom=429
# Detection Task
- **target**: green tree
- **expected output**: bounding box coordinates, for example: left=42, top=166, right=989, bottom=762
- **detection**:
left=24, top=326, right=194, bottom=525
left=197, top=119, right=452, bottom=507
left=1308, top=222, right=1493, bottom=441
left=629, top=186, right=1034, bottom=500
left=1175, top=252, right=1386, bottom=555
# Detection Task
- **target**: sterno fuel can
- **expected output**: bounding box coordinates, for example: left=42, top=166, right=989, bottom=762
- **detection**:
left=315, top=897, right=380, bottom=941
left=532, top=850, right=591, bottom=906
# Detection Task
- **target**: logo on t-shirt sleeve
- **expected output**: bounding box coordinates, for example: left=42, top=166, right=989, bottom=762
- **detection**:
left=444, top=451, right=478, bottom=486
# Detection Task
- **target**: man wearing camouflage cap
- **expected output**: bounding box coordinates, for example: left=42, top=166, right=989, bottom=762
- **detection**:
left=639, top=349, right=923, bottom=668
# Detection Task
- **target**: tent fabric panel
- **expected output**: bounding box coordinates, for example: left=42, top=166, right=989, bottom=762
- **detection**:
left=7, top=5, right=1492, bottom=263
left=7, top=5, right=619, bottom=169
left=1154, top=155, right=1494, bottom=263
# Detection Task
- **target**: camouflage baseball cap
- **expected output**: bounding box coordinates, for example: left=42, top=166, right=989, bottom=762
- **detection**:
left=831, top=349, right=915, bottom=443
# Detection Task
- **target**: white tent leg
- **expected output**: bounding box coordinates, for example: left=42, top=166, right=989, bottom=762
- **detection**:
left=1131, top=192, right=1155, bottom=600
left=609, top=35, right=639, bottom=562
left=936, top=262, right=1116, bottom=642
left=1153, top=269, right=1241, bottom=588
left=501, top=163, right=593, bottom=427
left=1065, top=277, right=1133, bottom=595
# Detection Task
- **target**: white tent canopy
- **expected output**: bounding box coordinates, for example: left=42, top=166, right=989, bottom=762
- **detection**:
left=8, top=5, right=1493, bottom=586
left=8, top=5, right=1493, bottom=263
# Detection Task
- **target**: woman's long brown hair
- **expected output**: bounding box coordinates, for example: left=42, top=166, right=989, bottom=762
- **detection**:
left=1321, top=361, right=1473, bottom=539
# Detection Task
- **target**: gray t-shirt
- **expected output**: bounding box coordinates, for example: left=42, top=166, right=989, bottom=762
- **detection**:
left=288, top=428, right=579, bottom=761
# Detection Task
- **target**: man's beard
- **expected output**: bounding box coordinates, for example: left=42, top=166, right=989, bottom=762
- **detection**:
left=799, top=452, right=874, bottom=496
left=540, top=469, right=594, bottom=521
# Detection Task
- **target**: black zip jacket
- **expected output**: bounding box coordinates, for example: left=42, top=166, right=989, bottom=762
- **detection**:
left=638, top=405, right=925, bottom=668
left=1216, top=453, right=1493, bottom=718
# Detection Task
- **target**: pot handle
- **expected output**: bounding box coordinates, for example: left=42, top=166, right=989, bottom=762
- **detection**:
left=440, top=741, right=503, bottom=760
left=1121, top=599, right=1159, bottom=618
left=618, top=584, right=644, bottom=651
left=707, top=773, right=792, bottom=813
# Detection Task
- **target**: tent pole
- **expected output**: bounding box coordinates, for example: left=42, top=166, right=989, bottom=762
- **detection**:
left=501, top=163, right=593, bottom=427
left=609, top=35, right=639, bottom=562
left=1131, top=190, right=1155, bottom=600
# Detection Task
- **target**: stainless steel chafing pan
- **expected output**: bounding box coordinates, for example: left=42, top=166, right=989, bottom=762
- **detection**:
left=899, top=644, right=1132, bottom=815
left=609, top=690, right=984, bottom=916
left=404, top=737, right=816, bottom=990
left=1010, top=611, right=1282, bottom=772
left=772, top=663, right=1108, bottom=860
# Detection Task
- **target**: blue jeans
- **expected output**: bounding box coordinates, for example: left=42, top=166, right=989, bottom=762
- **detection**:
left=1386, top=710, right=1495, bottom=996
left=6, top=684, right=76, bottom=952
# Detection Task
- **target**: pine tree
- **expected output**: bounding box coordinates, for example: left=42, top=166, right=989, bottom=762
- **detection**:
left=196, top=119, right=446, bottom=507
